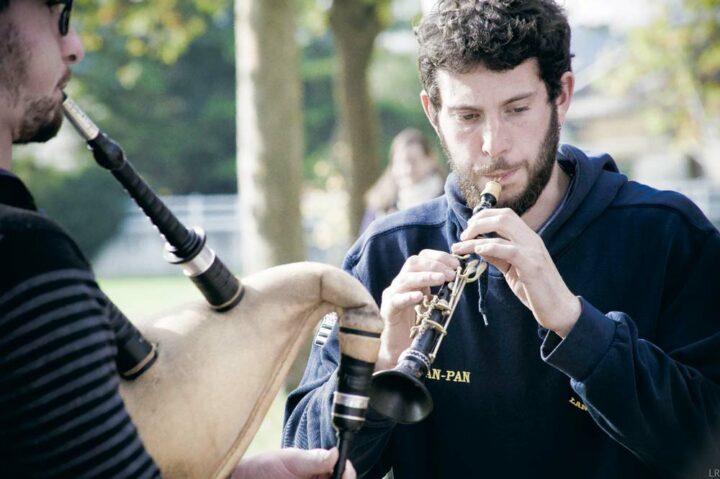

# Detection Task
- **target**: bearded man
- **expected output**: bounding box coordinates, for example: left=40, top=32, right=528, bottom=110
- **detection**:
left=283, top=1, right=720, bottom=477
left=0, top=1, right=357, bottom=477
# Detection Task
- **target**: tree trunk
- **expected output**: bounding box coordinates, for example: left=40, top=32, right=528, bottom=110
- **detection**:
left=235, top=0, right=305, bottom=274
left=329, top=0, right=383, bottom=235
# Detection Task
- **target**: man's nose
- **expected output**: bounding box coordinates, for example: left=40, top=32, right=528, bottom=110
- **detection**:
left=62, top=27, right=85, bottom=65
left=480, top=118, right=509, bottom=159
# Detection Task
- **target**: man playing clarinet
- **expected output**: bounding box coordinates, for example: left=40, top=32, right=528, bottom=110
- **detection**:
left=283, top=0, right=720, bottom=477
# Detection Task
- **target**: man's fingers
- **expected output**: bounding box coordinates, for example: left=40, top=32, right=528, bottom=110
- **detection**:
left=473, top=241, right=519, bottom=264
left=417, top=249, right=460, bottom=269
left=402, top=252, right=458, bottom=280
left=319, top=447, right=339, bottom=470
left=383, top=290, right=424, bottom=317
left=461, top=208, right=523, bottom=242
left=285, top=448, right=336, bottom=475
left=392, top=271, right=450, bottom=291
left=452, top=237, right=509, bottom=256
left=341, top=459, right=357, bottom=479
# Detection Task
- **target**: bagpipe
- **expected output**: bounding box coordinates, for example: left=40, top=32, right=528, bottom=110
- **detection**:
left=62, top=96, right=382, bottom=479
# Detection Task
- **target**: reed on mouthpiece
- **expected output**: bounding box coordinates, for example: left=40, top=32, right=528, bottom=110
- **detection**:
left=473, top=180, right=502, bottom=215
left=481, top=179, right=502, bottom=200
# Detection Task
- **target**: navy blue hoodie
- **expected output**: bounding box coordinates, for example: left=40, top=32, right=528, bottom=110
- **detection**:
left=283, top=146, right=720, bottom=478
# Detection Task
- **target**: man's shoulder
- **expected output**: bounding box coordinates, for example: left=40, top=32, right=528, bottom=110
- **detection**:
left=0, top=205, right=90, bottom=292
left=363, top=196, right=449, bottom=238
left=612, top=180, right=717, bottom=234
left=0, top=203, right=67, bottom=236
left=343, top=196, right=451, bottom=275
left=354, top=197, right=448, bottom=248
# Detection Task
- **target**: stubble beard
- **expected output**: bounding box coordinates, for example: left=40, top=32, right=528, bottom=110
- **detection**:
left=0, top=20, right=64, bottom=144
left=440, top=105, right=560, bottom=216
left=16, top=97, right=64, bottom=143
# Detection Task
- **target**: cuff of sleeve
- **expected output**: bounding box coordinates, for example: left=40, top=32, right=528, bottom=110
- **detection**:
left=540, top=297, right=617, bottom=381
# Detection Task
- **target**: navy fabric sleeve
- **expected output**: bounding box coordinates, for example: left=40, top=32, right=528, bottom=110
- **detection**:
left=0, top=228, right=161, bottom=478
left=542, top=230, right=720, bottom=476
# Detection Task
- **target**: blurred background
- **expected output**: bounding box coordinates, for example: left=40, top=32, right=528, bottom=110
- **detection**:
left=12, top=0, right=720, bottom=454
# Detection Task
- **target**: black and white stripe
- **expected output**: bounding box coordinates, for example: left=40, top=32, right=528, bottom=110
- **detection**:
left=0, top=269, right=160, bottom=478
left=314, top=312, right=338, bottom=347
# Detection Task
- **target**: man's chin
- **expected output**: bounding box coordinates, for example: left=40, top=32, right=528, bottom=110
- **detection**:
left=31, top=118, right=63, bottom=143
left=14, top=103, right=64, bottom=144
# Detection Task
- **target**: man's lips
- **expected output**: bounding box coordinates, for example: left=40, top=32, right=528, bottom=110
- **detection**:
left=483, top=168, right=518, bottom=182
left=58, top=70, right=72, bottom=91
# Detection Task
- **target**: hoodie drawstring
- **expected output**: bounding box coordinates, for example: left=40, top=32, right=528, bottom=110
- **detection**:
left=478, top=267, right=490, bottom=326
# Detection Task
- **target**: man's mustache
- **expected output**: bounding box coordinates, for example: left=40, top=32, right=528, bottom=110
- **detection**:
left=449, top=158, right=513, bottom=176
left=58, top=69, right=72, bottom=90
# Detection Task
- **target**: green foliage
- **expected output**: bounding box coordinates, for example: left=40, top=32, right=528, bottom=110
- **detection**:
left=75, top=0, right=231, bottom=64
left=607, top=0, right=720, bottom=146
left=371, top=47, right=441, bottom=165
left=71, top=5, right=237, bottom=194
left=13, top=163, right=125, bottom=260
left=66, top=0, right=430, bottom=193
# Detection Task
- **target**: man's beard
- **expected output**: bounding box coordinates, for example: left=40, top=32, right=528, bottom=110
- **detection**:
left=15, top=97, right=64, bottom=144
left=1, top=20, right=64, bottom=144
left=440, top=105, right=560, bottom=216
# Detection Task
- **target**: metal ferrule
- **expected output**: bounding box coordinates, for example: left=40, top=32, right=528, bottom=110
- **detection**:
left=179, top=244, right=216, bottom=277
left=333, top=392, right=369, bottom=410
left=62, top=96, right=100, bottom=141
left=400, top=348, right=432, bottom=371
left=332, top=412, right=365, bottom=422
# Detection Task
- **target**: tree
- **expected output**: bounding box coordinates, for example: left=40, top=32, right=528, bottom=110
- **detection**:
left=72, top=0, right=237, bottom=195
left=329, top=0, right=390, bottom=234
left=235, top=0, right=305, bottom=273
left=608, top=0, right=720, bottom=155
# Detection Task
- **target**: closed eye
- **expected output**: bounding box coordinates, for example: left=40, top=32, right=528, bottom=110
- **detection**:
left=456, top=112, right=480, bottom=123
left=509, top=106, right=530, bottom=115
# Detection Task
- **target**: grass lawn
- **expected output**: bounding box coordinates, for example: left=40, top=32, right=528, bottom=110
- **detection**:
left=99, top=275, right=287, bottom=455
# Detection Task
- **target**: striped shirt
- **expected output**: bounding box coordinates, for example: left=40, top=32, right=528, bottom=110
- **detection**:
left=0, top=171, right=160, bottom=478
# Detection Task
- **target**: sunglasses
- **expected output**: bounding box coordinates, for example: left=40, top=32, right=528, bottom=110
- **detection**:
left=47, top=0, right=73, bottom=36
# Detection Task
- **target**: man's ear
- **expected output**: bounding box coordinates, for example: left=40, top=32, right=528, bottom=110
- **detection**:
left=555, top=71, right=574, bottom=127
left=420, top=90, right=439, bottom=132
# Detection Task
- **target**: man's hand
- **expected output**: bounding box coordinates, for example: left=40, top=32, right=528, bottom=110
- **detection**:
left=231, top=447, right=356, bottom=479
left=452, top=208, right=580, bottom=337
left=376, top=250, right=459, bottom=371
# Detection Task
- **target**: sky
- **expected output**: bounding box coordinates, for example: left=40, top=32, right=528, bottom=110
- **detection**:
left=562, top=0, right=658, bottom=30
left=416, top=0, right=659, bottom=30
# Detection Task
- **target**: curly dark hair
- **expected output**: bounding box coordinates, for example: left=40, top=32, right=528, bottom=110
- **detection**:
left=416, top=0, right=573, bottom=112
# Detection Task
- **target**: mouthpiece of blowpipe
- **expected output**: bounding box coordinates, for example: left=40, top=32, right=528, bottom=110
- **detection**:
left=473, top=179, right=501, bottom=215
left=331, top=309, right=382, bottom=479
left=61, top=95, right=243, bottom=312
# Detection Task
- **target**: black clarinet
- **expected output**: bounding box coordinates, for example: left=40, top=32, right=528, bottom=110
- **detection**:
left=368, top=180, right=501, bottom=424
left=61, top=95, right=244, bottom=378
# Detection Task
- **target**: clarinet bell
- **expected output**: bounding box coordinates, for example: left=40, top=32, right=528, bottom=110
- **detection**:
left=369, top=365, right=433, bottom=424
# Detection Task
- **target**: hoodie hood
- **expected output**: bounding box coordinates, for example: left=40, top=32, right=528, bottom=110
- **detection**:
left=445, top=144, right=627, bottom=256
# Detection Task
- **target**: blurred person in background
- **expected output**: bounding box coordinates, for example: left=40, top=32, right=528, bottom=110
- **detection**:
left=360, top=128, right=446, bottom=233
